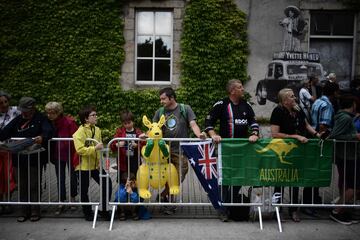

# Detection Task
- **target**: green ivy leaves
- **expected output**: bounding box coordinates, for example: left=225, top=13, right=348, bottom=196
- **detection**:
left=180, top=0, right=248, bottom=127
left=0, top=0, right=248, bottom=141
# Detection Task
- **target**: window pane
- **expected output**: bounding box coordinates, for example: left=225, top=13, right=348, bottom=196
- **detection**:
left=155, top=12, right=171, bottom=35
left=310, top=38, right=353, bottom=89
left=310, top=13, right=331, bottom=35
left=155, top=36, right=171, bottom=58
left=275, top=64, right=283, bottom=77
left=287, top=65, right=307, bottom=75
left=137, top=12, right=153, bottom=35
left=137, top=59, right=153, bottom=81
left=137, top=36, right=153, bottom=57
left=155, top=60, right=170, bottom=81
left=333, top=13, right=354, bottom=36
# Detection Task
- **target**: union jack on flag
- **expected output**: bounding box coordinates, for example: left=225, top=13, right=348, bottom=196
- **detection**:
left=181, top=141, right=222, bottom=210
left=198, top=142, right=217, bottom=180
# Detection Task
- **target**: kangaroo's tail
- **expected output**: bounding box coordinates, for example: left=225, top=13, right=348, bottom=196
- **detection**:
left=256, top=147, right=270, bottom=153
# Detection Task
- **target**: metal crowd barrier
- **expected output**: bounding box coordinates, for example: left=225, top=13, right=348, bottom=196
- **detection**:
left=105, top=138, right=239, bottom=230
left=0, top=137, right=102, bottom=228
left=49, top=137, right=105, bottom=228
left=271, top=139, right=360, bottom=232
left=2, top=137, right=358, bottom=232
left=104, top=138, right=265, bottom=231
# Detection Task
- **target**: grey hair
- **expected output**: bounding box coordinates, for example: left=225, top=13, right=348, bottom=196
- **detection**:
left=327, top=73, right=336, bottom=80
left=226, top=79, right=242, bottom=94
left=45, top=101, right=64, bottom=115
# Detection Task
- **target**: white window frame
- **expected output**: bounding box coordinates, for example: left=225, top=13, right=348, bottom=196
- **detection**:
left=135, top=10, right=173, bottom=85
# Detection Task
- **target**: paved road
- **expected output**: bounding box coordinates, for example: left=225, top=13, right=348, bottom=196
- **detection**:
left=1, top=216, right=360, bottom=240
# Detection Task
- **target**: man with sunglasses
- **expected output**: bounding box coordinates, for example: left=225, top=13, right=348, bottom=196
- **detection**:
left=0, top=97, right=53, bottom=222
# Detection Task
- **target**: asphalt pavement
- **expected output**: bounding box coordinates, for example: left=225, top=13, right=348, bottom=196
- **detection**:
left=1, top=213, right=360, bottom=240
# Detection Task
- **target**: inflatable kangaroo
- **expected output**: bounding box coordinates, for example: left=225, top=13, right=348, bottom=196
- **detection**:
left=137, top=115, right=180, bottom=199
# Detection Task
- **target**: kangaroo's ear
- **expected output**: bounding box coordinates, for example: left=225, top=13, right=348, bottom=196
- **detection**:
left=158, top=114, right=166, bottom=128
left=143, top=115, right=152, bottom=129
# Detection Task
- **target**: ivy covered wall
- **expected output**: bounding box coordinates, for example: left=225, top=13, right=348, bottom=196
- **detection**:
left=180, top=0, right=248, bottom=126
left=0, top=0, right=248, bottom=141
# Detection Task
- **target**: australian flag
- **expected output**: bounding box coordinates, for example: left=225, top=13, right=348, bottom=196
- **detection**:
left=181, top=141, right=222, bottom=210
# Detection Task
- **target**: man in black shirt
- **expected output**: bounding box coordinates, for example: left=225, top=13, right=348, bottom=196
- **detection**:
left=270, top=88, right=319, bottom=222
left=204, top=79, right=259, bottom=221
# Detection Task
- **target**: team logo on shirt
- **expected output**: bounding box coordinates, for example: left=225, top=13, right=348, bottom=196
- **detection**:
left=234, top=119, right=248, bottom=125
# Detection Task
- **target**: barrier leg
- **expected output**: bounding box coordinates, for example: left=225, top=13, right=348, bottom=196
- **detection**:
left=109, top=205, right=116, bottom=231
left=257, top=206, right=263, bottom=230
left=93, top=205, right=99, bottom=229
left=275, top=206, right=282, bottom=232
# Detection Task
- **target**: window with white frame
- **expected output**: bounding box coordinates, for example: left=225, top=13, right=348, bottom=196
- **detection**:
left=136, top=10, right=173, bottom=83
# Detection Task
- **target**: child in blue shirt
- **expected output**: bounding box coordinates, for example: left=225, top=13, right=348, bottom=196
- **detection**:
left=114, top=173, right=139, bottom=220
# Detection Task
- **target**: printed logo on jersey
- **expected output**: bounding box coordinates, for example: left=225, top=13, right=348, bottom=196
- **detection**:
left=234, top=119, right=248, bottom=125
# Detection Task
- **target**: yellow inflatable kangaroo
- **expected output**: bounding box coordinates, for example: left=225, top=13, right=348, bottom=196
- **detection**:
left=137, top=115, right=180, bottom=199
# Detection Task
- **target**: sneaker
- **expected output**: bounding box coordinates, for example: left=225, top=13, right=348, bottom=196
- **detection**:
left=55, top=205, right=64, bottom=215
left=70, top=206, right=77, bottom=211
left=330, top=212, right=352, bottom=225
left=119, top=212, right=126, bottom=221
left=132, top=212, right=140, bottom=221
left=300, top=208, right=319, bottom=217
left=348, top=212, right=360, bottom=224
left=162, top=206, right=176, bottom=215
left=219, top=211, right=229, bottom=222
left=69, top=197, right=77, bottom=210
left=351, top=218, right=360, bottom=224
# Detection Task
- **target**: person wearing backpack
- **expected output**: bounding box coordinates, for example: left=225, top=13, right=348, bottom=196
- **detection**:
left=151, top=87, right=205, bottom=214
left=328, top=95, right=360, bottom=225
left=204, top=79, right=260, bottom=222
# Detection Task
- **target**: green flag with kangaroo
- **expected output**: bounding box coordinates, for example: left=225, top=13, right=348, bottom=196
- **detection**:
left=218, top=138, right=333, bottom=187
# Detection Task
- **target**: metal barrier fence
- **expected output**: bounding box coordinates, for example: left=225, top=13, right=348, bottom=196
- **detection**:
left=104, top=138, right=260, bottom=231
left=271, top=140, right=360, bottom=232
left=1, top=138, right=359, bottom=232
left=0, top=137, right=103, bottom=228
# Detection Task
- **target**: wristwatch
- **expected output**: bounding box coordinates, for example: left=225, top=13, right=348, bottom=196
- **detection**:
left=251, top=131, right=259, bottom=137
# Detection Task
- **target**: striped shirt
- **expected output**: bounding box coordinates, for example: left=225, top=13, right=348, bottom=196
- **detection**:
left=310, top=96, right=334, bottom=131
